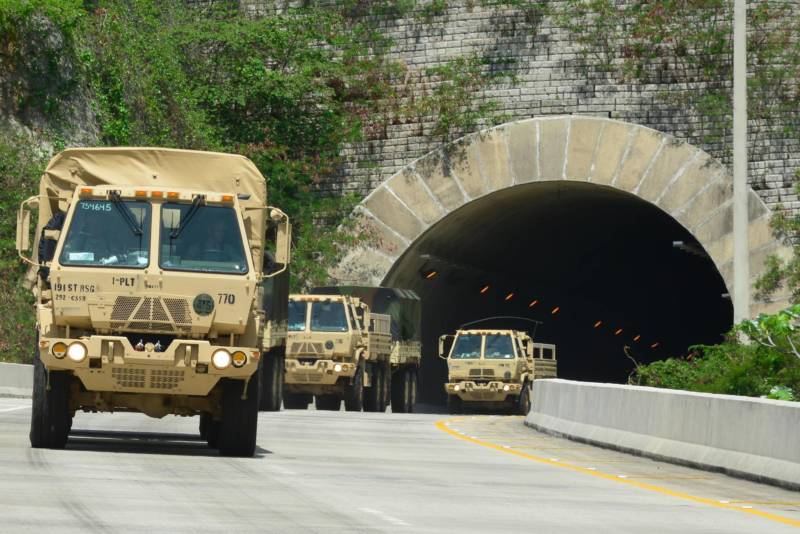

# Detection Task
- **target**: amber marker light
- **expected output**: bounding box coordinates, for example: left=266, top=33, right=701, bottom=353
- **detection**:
left=614, top=328, right=623, bottom=336
left=135, top=190, right=147, bottom=198
left=551, top=306, right=560, bottom=315
left=79, top=187, right=93, bottom=196
left=167, top=191, right=180, bottom=199
left=221, top=194, right=234, bottom=202
left=650, top=342, right=660, bottom=349
left=426, top=270, right=437, bottom=279
left=151, top=190, right=164, bottom=199
left=505, top=293, right=514, bottom=301
left=633, top=334, right=641, bottom=342
left=480, top=285, right=490, bottom=294
left=51, top=342, right=67, bottom=359
left=528, top=299, right=538, bottom=308
left=231, top=351, right=247, bottom=368
left=594, top=320, right=602, bottom=328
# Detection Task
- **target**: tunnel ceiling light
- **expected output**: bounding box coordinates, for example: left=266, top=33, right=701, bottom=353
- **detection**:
left=528, top=299, right=538, bottom=308
left=614, top=328, right=623, bottom=336
left=425, top=270, right=437, bottom=279
left=594, top=320, right=602, bottom=328
left=633, top=334, right=641, bottom=342
left=505, top=293, right=514, bottom=301
left=551, top=306, right=560, bottom=315
left=650, top=342, right=660, bottom=349
left=480, top=285, right=490, bottom=294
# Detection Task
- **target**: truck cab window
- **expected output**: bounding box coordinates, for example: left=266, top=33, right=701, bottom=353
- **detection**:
left=451, top=334, right=482, bottom=359
left=484, top=334, right=515, bottom=359
left=160, top=203, right=248, bottom=274
left=310, top=301, right=348, bottom=333
left=59, top=200, right=151, bottom=268
left=288, top=300, right=308, bottom=332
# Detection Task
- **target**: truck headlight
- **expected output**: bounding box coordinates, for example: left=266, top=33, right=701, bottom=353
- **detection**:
left=212, top=349, right=232, bottom=370
left=67, top=342, right=87, bottom=363
left=333, top=363, right=342, bottom=373
left=454, top=384, right=460, bottom=392
left=503, top=384, right=510, bottom=392
left=231, top=351, right=247, bottom=368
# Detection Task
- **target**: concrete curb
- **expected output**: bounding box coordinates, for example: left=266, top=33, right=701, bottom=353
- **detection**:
left=0, top=362, right=32, bottom=398
left=525, top=379, right=800, bottom=491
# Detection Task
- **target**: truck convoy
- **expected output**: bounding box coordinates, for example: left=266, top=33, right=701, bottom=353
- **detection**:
left=284, top=286, right=421, bottom=413
left=440, top=326, right=557, bottom=414
left=15, top=147, right=290, bottom=457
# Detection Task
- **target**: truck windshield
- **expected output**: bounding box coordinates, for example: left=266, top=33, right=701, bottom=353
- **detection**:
left=484, top=334, right=515, bottom=359
left=451, top=334, right=481, bottom=359
left=288, top=301, right=308, bottom=332
left=59, top=200, right=151, bottom=268
left=159, top=203, right=248, bottom=274
left=310, top=301, right=348, bottom=332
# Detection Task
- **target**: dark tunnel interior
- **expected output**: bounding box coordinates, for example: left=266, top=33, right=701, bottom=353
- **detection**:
left=384, top=181, right=734, bottom=404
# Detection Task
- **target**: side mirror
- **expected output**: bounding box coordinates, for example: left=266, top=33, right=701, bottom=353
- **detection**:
left=16, top=196, right=40, bottom=266
left=438, top=335, right=451, bottom=360
left=264, top=207, right=291, bottom=278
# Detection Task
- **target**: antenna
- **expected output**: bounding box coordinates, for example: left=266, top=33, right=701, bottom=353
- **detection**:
left=458, top=316, right=543, bottom=338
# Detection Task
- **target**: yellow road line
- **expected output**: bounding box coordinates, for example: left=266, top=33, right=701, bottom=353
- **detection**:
left=435, top=418, right=800, bottom=529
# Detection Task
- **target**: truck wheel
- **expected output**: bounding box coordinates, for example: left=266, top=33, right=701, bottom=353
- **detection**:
left=30, top=349, right=71, bottom=449
left=390, top=368, right=411, bottom=413
left=315, top=395, right=340, bottom=411
left=408, top=369, right=418, bottom=413
left=343, top=361, right=364, bottom=411
left=199, top=414, right=209, bottom=439
left=259, top=350, right=284, bottom=412
left=516, top=383, right=532, bottom=416
left=363, top=363, right=384, bottom=412
left=284, top=392, right=311, bottom=410
left=200, top=413, right=221, bottom=448
left=379, top=362, right=391, bottom=412
left=447, top=395, right=462, bottom=415
left=218, top=375, right=260, bottom=457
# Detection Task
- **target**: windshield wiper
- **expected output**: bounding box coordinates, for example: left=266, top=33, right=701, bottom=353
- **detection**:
left=171, top=195, right=205, bottom=238
left=109, top=191, right=143, bottom=235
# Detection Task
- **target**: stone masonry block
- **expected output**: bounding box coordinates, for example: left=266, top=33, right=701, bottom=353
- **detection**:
left=363, top=187, right=424, bottom=242
left=506, top=120, right=538, bottom=183
left=614, top=127, right=662, bottom=192
left=386, top=169, right=445, bottom=226
left=591, top=121, right=633, bottom=185
left=538, top=117, right=569, bottom=180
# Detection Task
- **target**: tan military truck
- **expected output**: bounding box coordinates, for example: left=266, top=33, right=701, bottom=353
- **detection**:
left=15, top=147, right=290, bottom=457
left=440, top=326, right=556, bottom=415
left=284, top=287, right=421, bottom=412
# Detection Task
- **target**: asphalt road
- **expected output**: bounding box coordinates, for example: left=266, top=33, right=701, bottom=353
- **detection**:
left=1, top=396, right=799, bottom=533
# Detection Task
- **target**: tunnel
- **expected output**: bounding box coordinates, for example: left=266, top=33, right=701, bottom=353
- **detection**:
left=382, top=181, right=734, bottom=404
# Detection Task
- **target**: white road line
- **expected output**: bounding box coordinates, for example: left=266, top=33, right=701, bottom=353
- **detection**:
left=359, top=507, right=411, bottom=527
left=0, top=405, right=29, bottom=413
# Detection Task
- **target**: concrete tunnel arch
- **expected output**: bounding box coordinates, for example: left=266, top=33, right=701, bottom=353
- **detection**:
left=330, top=116, right=791, bottom=403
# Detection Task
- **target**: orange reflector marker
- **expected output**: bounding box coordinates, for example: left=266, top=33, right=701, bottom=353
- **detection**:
left=135, top=190, right=147, bottom=198
left=651, top=342, right=660, bottom=349
left=551, top=306, right=560, bottom=315
left=528, top=299, right=538, bottom=308
left=594, top=320, right=602, bottom=328
left=633, top=334, right=641, bottom=342
left=39, top=340, right=49, bottom=349
left=80, top=187, right=93, bottom=196
left=151, top=190, right=164, bottom=199
left=614, top=328, right=623, bottom=336
left=426, top=271, right=437, bottom=279
left=480, top=285, right=490, bottom=294
left=505, top=293, right=514, bottom=301
left=167, top=191, right=180, bottom=199
left=222, top=194, right=234, bottom=202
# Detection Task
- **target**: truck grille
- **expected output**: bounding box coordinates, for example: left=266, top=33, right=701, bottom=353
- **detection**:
left=112, top=367, right=185, bottom=390
left=110, top=297, right=192, bottom=333
left=469, top=368, right=495, bottom=378
left=290, top=342, right=324, bottom=356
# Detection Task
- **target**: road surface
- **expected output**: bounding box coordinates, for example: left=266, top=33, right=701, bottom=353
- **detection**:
left=0, top=397, right=798, bottom=532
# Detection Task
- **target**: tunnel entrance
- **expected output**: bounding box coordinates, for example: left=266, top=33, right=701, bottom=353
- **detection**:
left=383, top=181, right=733, bottom=404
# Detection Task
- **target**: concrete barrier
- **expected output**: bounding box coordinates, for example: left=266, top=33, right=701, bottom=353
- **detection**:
left=525, top=379, right=800, bottom=490
left=0, top=362, right=33, bottom=398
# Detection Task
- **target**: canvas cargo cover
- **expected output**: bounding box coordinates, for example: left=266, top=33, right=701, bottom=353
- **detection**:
left=311, top=286, right=421, bottom=342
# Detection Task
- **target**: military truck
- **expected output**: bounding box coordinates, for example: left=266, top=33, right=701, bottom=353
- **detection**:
left=284, top=287, right=421, bottom=412
left=440, top=327, right=556, bottom=415
left=15, top=148, right=290, bottom=457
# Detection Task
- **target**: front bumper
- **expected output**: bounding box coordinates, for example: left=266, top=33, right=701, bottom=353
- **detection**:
left=285, top=358, right=355, bottom=386
left=444, top=381, right=521, bottom=402
left=39, top=335, right=259, bottom=397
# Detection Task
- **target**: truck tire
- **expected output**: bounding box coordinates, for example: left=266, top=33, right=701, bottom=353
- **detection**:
left=408, top=369, right=417, bottom=413
left=200, top=414, right=221, bottom=448
left=516, top=383, right=532, bottom=416
left=379, top=362, right=391, bottom=412
left=447, top=395, right=462, bottom=415
left=30, top=348, right=71, bottom=449
left=199, top=414, right=209, bottom=439
left=315, top=395, right=340, bottom=411
left=283, top=392, right=311, bottom=410
left=343, top=361, right=364, bottom=411
left=363, top=362, right=384, bottom=412
left=218, top=375, right=260, bottom=457
left=259, top=349, right=284, bottom=412
left=391, top=368, right=411, bottom=413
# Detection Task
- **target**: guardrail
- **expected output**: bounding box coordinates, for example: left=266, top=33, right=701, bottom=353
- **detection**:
left=525, top=379, right=800, bottom=490
left=0, top=362, right=33, bottom=398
